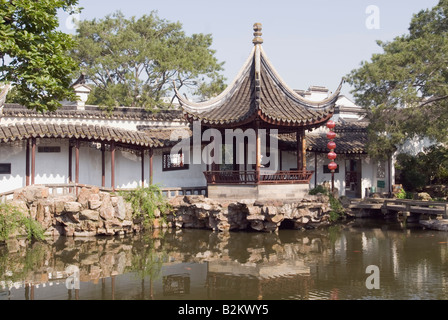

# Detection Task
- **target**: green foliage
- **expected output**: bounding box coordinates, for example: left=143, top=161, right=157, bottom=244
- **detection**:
left=0, top=203, right=45, bottom=242
left=395, top=153, right=428, bottom=191
left=396, top=187, right=407, bottom=199
left=0, top=242, right=47, bottom=283
left=309, top=185, right=328, bottom=195
left=0, top=0, right=80, bottom=112
left=309, top=185, right=346, bottom=221
left=128, top=233, right=167, bottom=282
left=328, top=194, right=345, bottom=222
left=395, top=145, right=448, bottom=191
left=346, top=0, right=448, bottom=156
left=71, top=11, right=226, bottom=110
left=120, top=185, right=171, bottom=228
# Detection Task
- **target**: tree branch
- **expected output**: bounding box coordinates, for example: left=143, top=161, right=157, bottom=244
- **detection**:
left=418, top=95, right=448, bottom=108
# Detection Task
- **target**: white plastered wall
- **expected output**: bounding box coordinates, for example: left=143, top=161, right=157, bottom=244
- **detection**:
left=0, top=141, right=26, bottom=193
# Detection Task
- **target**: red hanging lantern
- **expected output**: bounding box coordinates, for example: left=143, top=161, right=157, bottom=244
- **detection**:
left=326, top=120, right=336, bottom=129
left=327, top=141, right=336, bottom=150
left=327, top=120, right=337, bottom=192
left=327, top=151, right=337, bottom=160
left=327, top=131, right=336, bottom=140
left=328, top=162, right=338, bottom=171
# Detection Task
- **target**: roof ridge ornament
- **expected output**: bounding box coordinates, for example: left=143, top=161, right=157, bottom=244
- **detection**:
left=253, top=23, right=263, bottom=45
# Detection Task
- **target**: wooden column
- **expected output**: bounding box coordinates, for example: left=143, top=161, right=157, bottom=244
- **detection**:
left=255, top=122, right=261, bottom=183
left=110, top=142, right=115, bottom=190
left=232, top=138, right=237, bottom=171
left=302, top=135, right=307, bottom=170
left=314, top=152, right=318, bottom=188
left=75, top=140, right=80, bottom=185
left=141, top=149, right=145, bottom=188
left=31, top=138, right=36, bottom=185
left=25, top=139, right=30, bottom=186
left=149, top=149, right=153, bottom=185
left=296, top=130, right=303, bottom=171
left=387, top=155, right=392, bottom=197
left=68, top=142, right=73, bottom=183
left=101, top=143, right=105, bottom=187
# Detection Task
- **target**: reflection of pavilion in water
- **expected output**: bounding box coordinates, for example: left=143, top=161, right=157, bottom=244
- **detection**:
left=205, top=260, right=312, bottom=300
left=3, top=224, right=448, bottom=300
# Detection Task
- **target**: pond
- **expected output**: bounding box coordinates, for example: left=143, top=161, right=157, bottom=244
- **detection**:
left=1, top=219, right=448, bottom=300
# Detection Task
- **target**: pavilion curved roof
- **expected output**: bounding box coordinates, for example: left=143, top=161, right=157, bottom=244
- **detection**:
left=0, top=122, right=173, bottom=148
left=175, top=23, right=343, bottom=129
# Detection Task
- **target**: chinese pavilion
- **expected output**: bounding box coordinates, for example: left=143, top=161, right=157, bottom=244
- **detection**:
left=175, top=23, right=342, bottom=200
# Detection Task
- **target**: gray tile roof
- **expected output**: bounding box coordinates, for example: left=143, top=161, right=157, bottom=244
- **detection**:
left=176, top=46, right=342, bottom=129
left=279, top=122, right=369, bottom=154
left=2, top=104, right=183, bottom=121
left=0, top=122, right=170, bottom=148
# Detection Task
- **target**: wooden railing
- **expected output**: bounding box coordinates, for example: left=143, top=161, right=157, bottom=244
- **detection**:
left=203, top=170, right=314, bottom=185
left=383, top=199, right=448, bottom=218
left=345, top=197, right=448, bottom=219
left=161, top=187, right=207, bottom=198
left=0, top=183, right=207, bottom=203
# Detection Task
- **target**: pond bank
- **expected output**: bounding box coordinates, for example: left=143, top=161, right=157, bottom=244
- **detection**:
left=2, top=185, right=338, bottom=239
left=166, top=193, right=334, bottom=232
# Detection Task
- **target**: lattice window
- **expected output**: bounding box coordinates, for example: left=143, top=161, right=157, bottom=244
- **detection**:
left=162, top=152, right=189, bottom=171
left=38, top=146, right=61, bottom=153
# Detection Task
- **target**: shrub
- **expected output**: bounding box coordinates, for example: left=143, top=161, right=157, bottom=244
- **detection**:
left=0, top=203, right=45, bottom=242
left=328, top=194, right=345, bottom=222
left=309, top=185, right=329, bottom=195
left=310, top=185, right=345, bottom=222
left=119, top=185, right=171, bottom=228
left=395, top=146, right=448, bottom=191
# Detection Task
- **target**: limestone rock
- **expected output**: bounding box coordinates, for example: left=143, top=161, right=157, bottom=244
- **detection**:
left=262, top=205, right=277, bottom=216
left=9, top=200, right=28, bottom=214
left=113, top=196, right=126, bottom=220
left=250, top=220, right=265, bottom=231
left=89, top=199, right=102, bottom=210
left=421, top=219, right=448, bottom=231
left=418, top=192, right=432, bottom=201
left=270, top=214, right=284, bottom=224
left=64, top=202, right=82, bottom=213
left=247, top=214, right=265, bottom=221
left=80, top=209, right=100, bottom=221
left=77, top=187, right=100, bottom=208
left=13, top=185, right=49, bottom=203
left=99, top=196, right=115, bottom=221
left=74, top=231, right=97, bottom=237
left=54, top=195, right=77, bottom=215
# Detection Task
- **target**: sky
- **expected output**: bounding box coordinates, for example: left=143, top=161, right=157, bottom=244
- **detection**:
left=58, top=0, right=439, bottom=100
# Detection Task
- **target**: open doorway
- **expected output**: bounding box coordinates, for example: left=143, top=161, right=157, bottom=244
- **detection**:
left=345, top=159, right=362, bottom=198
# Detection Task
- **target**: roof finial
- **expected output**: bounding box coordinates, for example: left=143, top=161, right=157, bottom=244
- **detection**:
left=253, top=22, right=263, bottom=45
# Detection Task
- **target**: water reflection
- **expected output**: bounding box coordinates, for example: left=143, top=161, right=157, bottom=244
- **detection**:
left=1, top=219, right=448, bottom=300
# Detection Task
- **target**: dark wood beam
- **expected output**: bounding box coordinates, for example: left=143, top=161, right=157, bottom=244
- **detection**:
left=31, top=138, right=36, bottom=185
left=68, top=141, right=72, bottom=183
left=111, top=142, right=115, bottom=190
left=141, top=149, right=145, bottom=188
left=101, top=143, right=105, bottom=187
left=255, top=122, right=260, bottom=183
left=149, top=149, right=153, bottom=185
left=75, top=140, right=80, bottom=185
left=25, top=139, right=30, bottom=186
left=296, top=130, right=303, bottom=171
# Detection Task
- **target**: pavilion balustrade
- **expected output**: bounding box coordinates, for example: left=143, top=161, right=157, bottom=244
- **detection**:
left=203, top=170, right=314, bottom=185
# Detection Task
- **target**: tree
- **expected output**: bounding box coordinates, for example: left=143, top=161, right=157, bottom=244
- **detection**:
left=0, top=0, right=80, bottom=112
left=71, top=11, right=226, bottom=110
left=346, top=0, right=448, bottom=159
